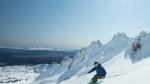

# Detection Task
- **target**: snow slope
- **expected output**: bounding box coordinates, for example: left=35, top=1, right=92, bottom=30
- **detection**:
left=32, top=57, right=72, bottom=84
left=59, top=50, right=129, bottom=84
left=32, top=31, right=150, bottom=84
left=32, top=33, right=131, bottom=84
left=60, top=58, right=150, bottom=84
left=56, top=33, right=131, bottom=83
left=0, top=65, right=40, bottom=84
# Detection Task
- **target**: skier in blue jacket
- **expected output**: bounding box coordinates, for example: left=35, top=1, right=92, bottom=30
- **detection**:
left=88, top=61, right=107, bottom=83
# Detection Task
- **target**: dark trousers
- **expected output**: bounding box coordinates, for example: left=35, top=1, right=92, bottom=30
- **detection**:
left=92, top=74, right=105, bottom=83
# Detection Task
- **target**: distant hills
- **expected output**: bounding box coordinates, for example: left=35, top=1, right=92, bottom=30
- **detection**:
left=0, top=48, right=78, bottom=66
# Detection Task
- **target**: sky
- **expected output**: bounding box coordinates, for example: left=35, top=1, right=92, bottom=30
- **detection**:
left=0, top=0, right=150, bottom=49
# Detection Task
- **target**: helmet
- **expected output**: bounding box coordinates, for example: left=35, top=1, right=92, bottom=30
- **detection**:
left=94, top=61, right=98, bottom=65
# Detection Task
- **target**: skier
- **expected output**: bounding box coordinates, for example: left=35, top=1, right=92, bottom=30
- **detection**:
left=88, top=61, right=107, bottom=83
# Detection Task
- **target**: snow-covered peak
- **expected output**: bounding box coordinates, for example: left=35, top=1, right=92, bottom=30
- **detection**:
left=138, top=31, right=149, bottom=37
left=73, top=40, right=102, bottom=63
left=32, top=32, right=150, bottom=84
left=88, top=40, right=102, bottom=48
left=112, top=33, right=129, bottom=41
left=134, top=31, right=149, bottom=41
left=54, top=33, right=131, bottom=83
left=72, top=40, right=102, bottom=65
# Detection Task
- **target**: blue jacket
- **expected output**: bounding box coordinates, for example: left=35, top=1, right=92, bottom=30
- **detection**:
left=88, top=63, right=106, bottom=77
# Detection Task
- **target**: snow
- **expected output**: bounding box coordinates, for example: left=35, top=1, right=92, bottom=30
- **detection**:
left=28, top=47, right=77, bottom=51
left=60, top=51, right=150, bottom=84
left=0, top=47, right=77, bottom=51
left=102, top=58, right=150, bottom=84
left=55, top=33, right=130, bottom=83
left=32, top=51, right=150, bottom=84
left=31, top=31, right=150, bottom=84
left=32, top=33, right=131, bottom=84
left=0, top=65, right=40, bottom=84
left=126, top=31, right=150, bottom=62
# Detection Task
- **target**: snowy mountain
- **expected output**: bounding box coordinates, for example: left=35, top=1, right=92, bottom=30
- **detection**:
left=0, top=47, right=78, bottom=52
left=126, top=31, right=150, bottom=62
left=56, top=33, right=131, bottom=83
left=32, top=31, right=150, bottom=84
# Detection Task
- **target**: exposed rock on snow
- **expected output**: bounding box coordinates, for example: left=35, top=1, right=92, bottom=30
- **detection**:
left=126, top=31, right=150, bottom=62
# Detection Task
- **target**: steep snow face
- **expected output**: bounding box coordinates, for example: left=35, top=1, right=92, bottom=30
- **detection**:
left=56, top=33, right=131, bottom=83
left=96, top=33, right=131, bottom=63
left=56, top=40, right=103, bottom=83
left=103, top=51, right=132, bottom=75
left=74, top=33, right=130, bottom=67
left=59, top=51, right=130, bottom=84
left=69, top=40, right=102, bottom=69
left=60, top=51, right=150, bottom=84
left=31, top=32, right=150, bottom=84
left=33, top=57, right=72, bottom=83
left=126, top=31, right=150, bottom=62
left=102, top=57, right=150, bottom=84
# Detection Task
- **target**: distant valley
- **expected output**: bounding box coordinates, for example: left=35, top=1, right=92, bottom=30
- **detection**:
left=0, top=48, right=78, bottom=66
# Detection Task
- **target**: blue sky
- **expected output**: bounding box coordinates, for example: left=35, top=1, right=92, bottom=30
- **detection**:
left=0, top=0, right=150, bottom=49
